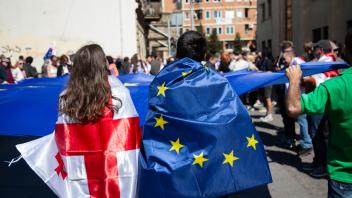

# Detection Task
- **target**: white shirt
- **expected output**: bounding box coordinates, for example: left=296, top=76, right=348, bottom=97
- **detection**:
left=312, top=55, right=334, bottom=86
left=11, top=67, right=25, bottom=82
left=62, top=65, right=69, bottom=75
left=229, top=59, right=250, bottom=72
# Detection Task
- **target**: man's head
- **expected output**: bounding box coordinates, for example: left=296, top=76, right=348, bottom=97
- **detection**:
left=313, top=40, right=332, bottom=59
left=280, top=41, right=295, bottom=66
left=280, top=41, right=294, bottom=54
left=25, top=56, right=33, bottom=64
left=303, top=41, right=313, bottom=54
left=345, top=30, right=352, bottom=64
left=176, top=31, right=207, bottom=62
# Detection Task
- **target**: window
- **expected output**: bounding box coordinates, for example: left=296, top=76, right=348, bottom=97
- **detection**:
left=322, top=26, right=329, bottom=39
left=312, top=28, right=321, bottom=42
left=226, top=26, right=234, bottom=34
left=268, top=0, right=272, bottom=18
left=214, top=10, right=222, bottom=18
left=260, top=3, right=266, bottom=22
left=236, top=10, right=244, bottom=18
left=184, top=11, right=190, bottom=20
left=195, top=10, right=203, bottom=20
left=206, top=27, right=211, bottom=35
left=267, top=39, right=272, bottom=49
left=216, top=27, right=223, bottom=34
left=245, top=8, right=249, bottom=18
left=205, top=10, right=211, bottom=19
left=225, top=11, right=235, bottom=19
left=348, top=20, right=352, bottom=31
left=245, top=24, right=253, bottom=34
left=262, top=40, right=266, bottom=50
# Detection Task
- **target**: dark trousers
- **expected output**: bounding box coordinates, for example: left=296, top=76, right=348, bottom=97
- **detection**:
left=308, top=115, right=328, bottom=167
left=328, top=180, right=352, bottom=198
left=276, top=85, right=296, bottom=140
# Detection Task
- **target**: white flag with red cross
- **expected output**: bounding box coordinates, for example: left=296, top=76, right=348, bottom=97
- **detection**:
left=16, top=76, right=142, bottom=198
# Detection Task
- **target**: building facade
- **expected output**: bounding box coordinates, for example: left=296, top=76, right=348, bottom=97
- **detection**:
left=182, top=0, right=257, bottom=51
left=257, top=0, right=352, bottom=57
left=0, top=0, right=147, bottom=70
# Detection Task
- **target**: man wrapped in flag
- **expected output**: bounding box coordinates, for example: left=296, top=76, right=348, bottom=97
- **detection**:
left=16, top=44, right=142, bottom=197
left=138, top=31, right=272, bottom=197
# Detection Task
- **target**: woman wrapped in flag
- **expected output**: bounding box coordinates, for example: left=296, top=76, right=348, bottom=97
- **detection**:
left=16, top=44, right=142, bottom=198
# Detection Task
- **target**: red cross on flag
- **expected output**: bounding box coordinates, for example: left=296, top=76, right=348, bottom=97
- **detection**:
left=16, top=77, right=142, bottom=198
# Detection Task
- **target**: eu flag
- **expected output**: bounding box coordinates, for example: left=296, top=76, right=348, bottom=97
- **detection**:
left=138, top=58, right=272, bottom=197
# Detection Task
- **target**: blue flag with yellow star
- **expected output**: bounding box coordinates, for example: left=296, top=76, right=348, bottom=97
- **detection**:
left=138, top=58, right=272, bottom=197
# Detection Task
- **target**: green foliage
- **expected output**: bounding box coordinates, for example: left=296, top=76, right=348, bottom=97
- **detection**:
left=207, top=28, right=223, bottom=54
left=234, top=32, right=242, bottom=51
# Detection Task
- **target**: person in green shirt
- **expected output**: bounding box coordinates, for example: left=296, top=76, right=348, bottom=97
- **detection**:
left=286, top=31, right=352, bottom=198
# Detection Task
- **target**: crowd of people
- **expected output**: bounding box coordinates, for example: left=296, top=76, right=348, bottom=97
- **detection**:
left=1, top=29, right=351, bottom=197
left=0, top=52, right=171, bottom=84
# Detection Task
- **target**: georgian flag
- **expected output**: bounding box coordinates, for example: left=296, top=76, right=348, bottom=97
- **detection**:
left=16, top=76, right=142, bottom=198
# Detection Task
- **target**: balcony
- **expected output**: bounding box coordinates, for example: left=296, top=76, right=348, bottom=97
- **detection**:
left=144, top=2, right=161, bottom=20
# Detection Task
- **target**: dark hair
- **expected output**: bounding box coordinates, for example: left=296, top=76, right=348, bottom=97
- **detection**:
left=176, top=31, right=207, bottom=62
left=19, top=55, right=24, bottom=60
left=60, top=55, right=69, bottom=64
left=25, top=56, right=33, bottom=64
left=106, top=56, right=114, bottom=64
left=59, top=44, right=117, bottom=123
left=280, top=41, right=294, bottom=52
left=233, top=49, right=241, bottom=56
left=123, top=57, right=129, bottom=62
left=50, top=55, right=57, bottom=61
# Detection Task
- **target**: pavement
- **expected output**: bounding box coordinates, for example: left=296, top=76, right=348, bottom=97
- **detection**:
left=0, top=107, right=327, bottom=198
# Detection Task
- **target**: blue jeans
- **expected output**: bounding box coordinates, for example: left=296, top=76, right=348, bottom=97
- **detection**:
left=328, top=180, right=352, bottom=198
left=298, top=114, right=312, bottom=149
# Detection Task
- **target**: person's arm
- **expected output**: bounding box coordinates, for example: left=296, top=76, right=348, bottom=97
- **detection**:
left=286, top=65, right=303, bottom=118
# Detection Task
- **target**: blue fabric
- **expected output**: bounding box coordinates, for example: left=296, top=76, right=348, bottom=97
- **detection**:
left=225, top=61, right=350, bottom=95
left=43, top=48, right=54, bottom=60
left=138, top=58, right=272, bottom=197
left=0, top=60, right=349, bottom=136
left=298, top=114, right=312, bottom=149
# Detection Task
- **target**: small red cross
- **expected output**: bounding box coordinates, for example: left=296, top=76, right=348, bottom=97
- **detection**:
left=54, top=152, right=67, bottom=180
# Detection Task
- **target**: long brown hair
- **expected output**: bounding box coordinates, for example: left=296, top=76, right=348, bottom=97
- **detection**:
left=59, top=44, right=116, bottom=122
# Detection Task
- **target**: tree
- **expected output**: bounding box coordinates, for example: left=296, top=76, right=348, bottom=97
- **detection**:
left=234, top=32, right=242, bottom=51
left=207, top=28, right=222, bottom=54
left=196, top=23, right=204, bottom=35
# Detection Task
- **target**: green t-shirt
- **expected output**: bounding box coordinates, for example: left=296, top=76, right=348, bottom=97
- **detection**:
left=300, top=67, right=352, bottom=183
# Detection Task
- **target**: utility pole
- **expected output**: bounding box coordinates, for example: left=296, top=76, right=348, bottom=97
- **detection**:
left=190, top=0, right=195, bottom=30
left=168, top=18, right=171, bottom=57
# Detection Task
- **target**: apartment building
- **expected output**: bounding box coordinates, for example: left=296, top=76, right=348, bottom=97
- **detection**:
left=182, top=0, right=257, bottom=50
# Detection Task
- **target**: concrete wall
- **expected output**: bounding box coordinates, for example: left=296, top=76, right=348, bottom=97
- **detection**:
left=0, top=0, right=139, bottom=70
left=256, top=0, right=285, bottom=57
left=295, top=0, right=352, bottom=54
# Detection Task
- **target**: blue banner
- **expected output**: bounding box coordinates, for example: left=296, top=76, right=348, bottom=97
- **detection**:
left=0, top=60, right=349, bottom=136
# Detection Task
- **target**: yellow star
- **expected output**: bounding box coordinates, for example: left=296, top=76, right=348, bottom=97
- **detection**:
left=246, top=134, right=258, bottom=150
left=182, top=70, right=192, bottom=78
left=223, top=150, right=239, bottom=167
left=192, top=152, right=208, bottom=168
left=154, top=115, right=168, bottom=130
left=157, top=82, right=168, bottom=97
left=169, top=138, right=185, bottom=154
